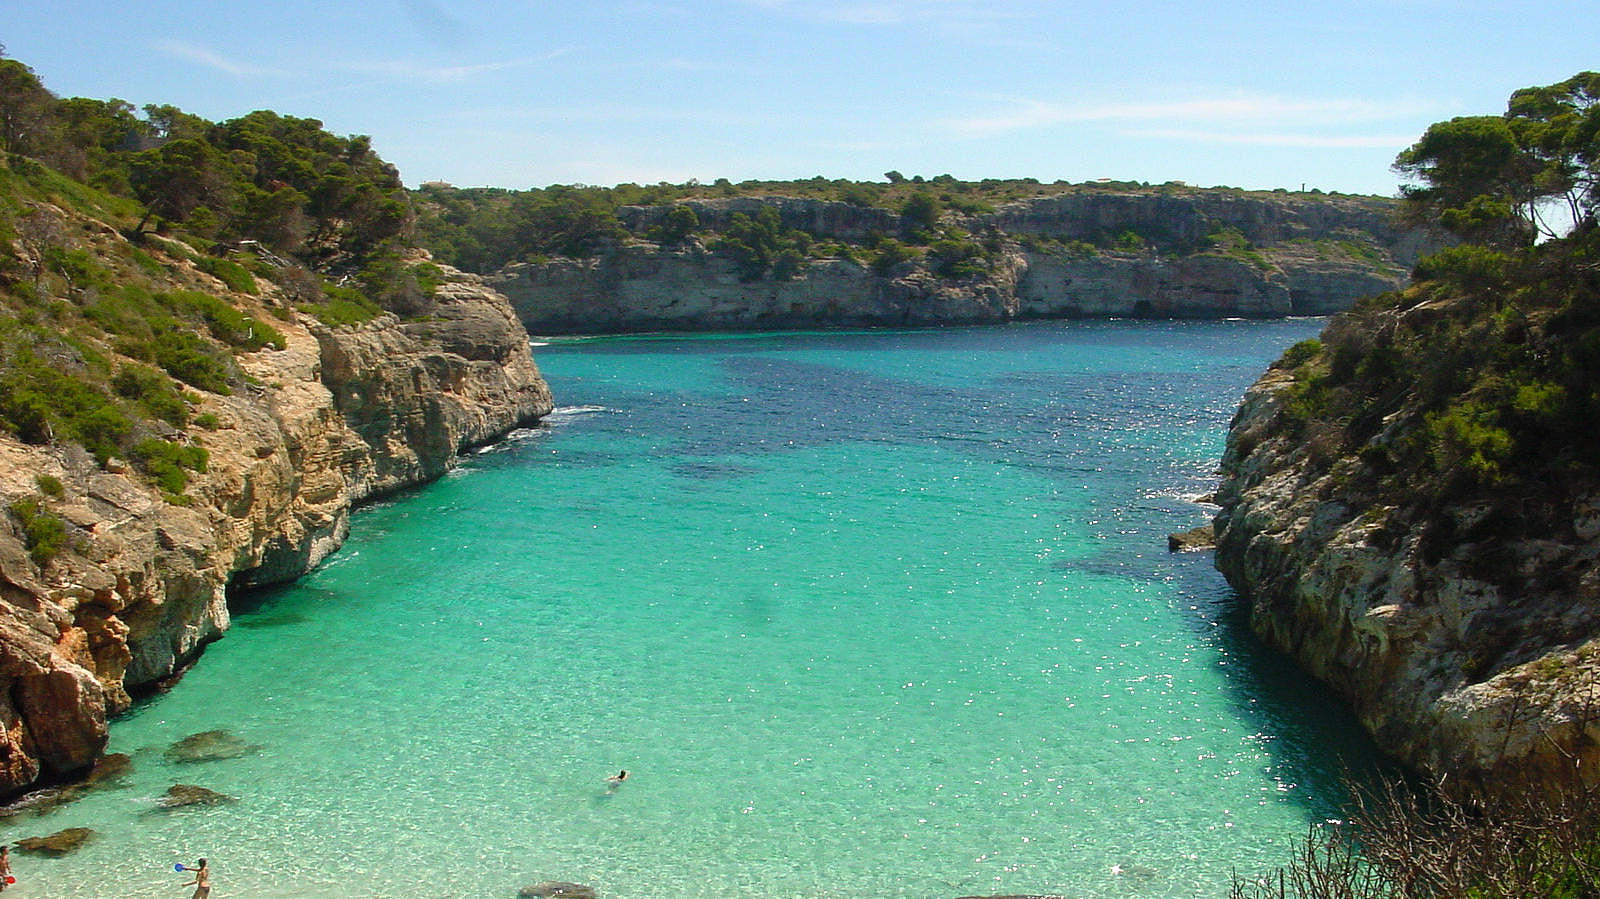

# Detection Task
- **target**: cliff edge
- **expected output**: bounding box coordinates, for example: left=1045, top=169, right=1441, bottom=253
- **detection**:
left=481, top=190, right=1442, bottom=333
left=0, top=223, right=552, bottom=797
left=1212, top=239, right=1600, bottom=789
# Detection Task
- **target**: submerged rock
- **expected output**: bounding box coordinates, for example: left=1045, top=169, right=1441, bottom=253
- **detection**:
left=0, top=753, right=132, bottom=821
left=14, top=826, right=96, bottom=856
left=48, top=752, right=134, bottom=806
left=518, top=882, right=598, bottom=898
left=164, top=730, right=260, bottom=764
left=157, top=784, right=237, bottom=809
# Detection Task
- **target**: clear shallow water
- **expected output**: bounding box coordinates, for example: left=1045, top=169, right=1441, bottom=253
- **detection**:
left=11, top=320, right=1381, bottom=898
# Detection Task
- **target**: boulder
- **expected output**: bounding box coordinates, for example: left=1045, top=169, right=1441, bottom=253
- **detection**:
left=1167, top=523, right=1215, bottom=552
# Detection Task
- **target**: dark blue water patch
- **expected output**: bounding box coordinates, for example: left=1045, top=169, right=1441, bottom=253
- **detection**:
left=669, top=459, right=763, bottom=481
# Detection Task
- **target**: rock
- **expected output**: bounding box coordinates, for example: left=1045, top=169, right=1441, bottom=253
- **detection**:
left=1167, top=524, right=1215, bottom=552
left=84, top=752, right=133, bottom=784
left=33, top=753, right=134, bottom=813
left=14, top=826, right=96, bottom=856
left=157, top=784, right=236, bottom=809
left=1214, top=357, right=1600, bottom=789
left=164, top=730, right=260, bottom=764
left=491, top=192, right=1438, bottom=334
left=518, top=882, right=598, bottom=898
left=0, top=231, right=553, bottom=800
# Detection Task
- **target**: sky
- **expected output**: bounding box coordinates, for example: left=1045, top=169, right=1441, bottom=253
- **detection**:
left=6, top=1, right=1596, bottom=195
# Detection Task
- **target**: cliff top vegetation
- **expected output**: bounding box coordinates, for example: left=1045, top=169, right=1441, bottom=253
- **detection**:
left=409, top=172, right=1399, bottom=277
left=1268, top=72, right=1599, bottom=551
left=1227, top=70, right=1600, bottom=899
left=0, top=52, right=449, bottom=521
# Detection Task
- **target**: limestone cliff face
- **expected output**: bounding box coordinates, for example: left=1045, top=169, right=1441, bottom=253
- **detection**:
left=1213, top=366, right=1600, bottom=789
left=0, top=267, right=552, bottom=798
left=497, top=192, right=1437, bottom=333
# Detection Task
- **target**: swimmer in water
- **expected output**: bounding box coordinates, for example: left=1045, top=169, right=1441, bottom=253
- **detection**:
left=605, top=770, right=629, bottom=789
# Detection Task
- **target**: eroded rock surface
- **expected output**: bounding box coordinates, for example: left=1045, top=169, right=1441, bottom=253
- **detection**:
left=0, top=261, right=552, bottom=799
left=494, top=192, right=1438, bottom=333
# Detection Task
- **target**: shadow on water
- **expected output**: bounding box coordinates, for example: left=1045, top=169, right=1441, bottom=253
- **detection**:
left=1105, top=546, right=1401, bottom=827
left=225, top=581, right=336, bottom=629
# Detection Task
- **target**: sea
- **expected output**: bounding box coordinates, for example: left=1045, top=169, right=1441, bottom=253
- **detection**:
left=8, top=318, right=1384, bottom=899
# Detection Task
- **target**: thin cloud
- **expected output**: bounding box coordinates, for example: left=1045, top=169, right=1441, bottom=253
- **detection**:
left=152, top=39, right=285, bottom=77
left=1128, top=129, right=1417, bottom=149
left=441, top=102, right=774, bottom=130
left=338, top=49, right=573, bottom=84
left=738, top=0, right=1023, bottom=28
left=946, top=93, right=1438, bottom=139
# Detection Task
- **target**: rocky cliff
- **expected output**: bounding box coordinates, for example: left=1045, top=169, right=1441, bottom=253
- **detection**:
left=0, top=250, right=552, bottom=797
left=494, top=191, right=1438, bottom=333
left=1212, top=278, right=1600, bottom=790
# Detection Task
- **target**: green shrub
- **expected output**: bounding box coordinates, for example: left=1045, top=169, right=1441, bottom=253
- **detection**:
left=1425, top=401, right=1513, bottom=482
left=34, top=474, right=65, bottom=498
left=1278, top=338, right=1324, bottom=370
left=0, top=339, right=132, bottom=461
left=159, top=290, right=285, bottom=350
left=303, top=285, right=383, bottom=327
left=197, top=256, right=259, bottom=294
left=1414, top=245, right=1513, bottom=292
left=130, top=438, right=208, bottom=494
left=869, top=238, right=919, bottom=275
left=1280, top=367, right=1332, bottom=429
left=148, top=330, right=233, bottom=394
left=9, top=497, right=68, bottom=565
left=193, top=412, right=221, bottom=430
left=928, top=237, right=990, bottom=278
left=111, top=363, right=189, bottom=426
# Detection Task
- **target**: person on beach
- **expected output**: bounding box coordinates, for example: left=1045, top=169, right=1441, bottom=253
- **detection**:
left=182, top=857, right=210, bottom=898
left=0, top=843, right=11, bottom=891
left=605, top=770, right=629, bottom=790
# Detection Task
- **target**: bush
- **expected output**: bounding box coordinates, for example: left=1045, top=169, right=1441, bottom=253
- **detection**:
left=869, top=238, right=919, bottom=275
left=303, top=285, right=383, bottom=327
left=9, top=497, right=68, bottom=565
left=1233, top=771, right=1600, bottom=899
left=1414, top=245, right=1513, bottom=293
left=111, top=363, right=188, bottom=426
left=901, top=192, right=942, bottom=231
left=34, top=474, right=64, bottom=498
left=129, top=437, right=208, bottom=494
left=1277, top=338, right=1324, bottom=370
left=196, top=255, right=258, bottom=294
left=159, top=290, right=285, bottom=350
left=0, top=338, right=132, bottom=461
left=927, top=237, right=990, bottom=278
left=148, top=330, right=234, bottom=394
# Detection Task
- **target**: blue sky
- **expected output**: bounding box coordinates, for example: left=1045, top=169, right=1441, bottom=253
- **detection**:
left=7, top=1, right=1595, bottom=195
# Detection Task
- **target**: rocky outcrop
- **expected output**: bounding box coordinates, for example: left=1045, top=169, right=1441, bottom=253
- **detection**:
left=495, top=191, right=1441, bottom=333
left=493, top=243, right=1397, bottom=333
left=0, top=263, right=552, bottom=799
left=1213, top=367, right=1600, bottom=790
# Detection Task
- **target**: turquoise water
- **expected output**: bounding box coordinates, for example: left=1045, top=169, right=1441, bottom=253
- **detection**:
left=11, top=320, right=1380, bottom=898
